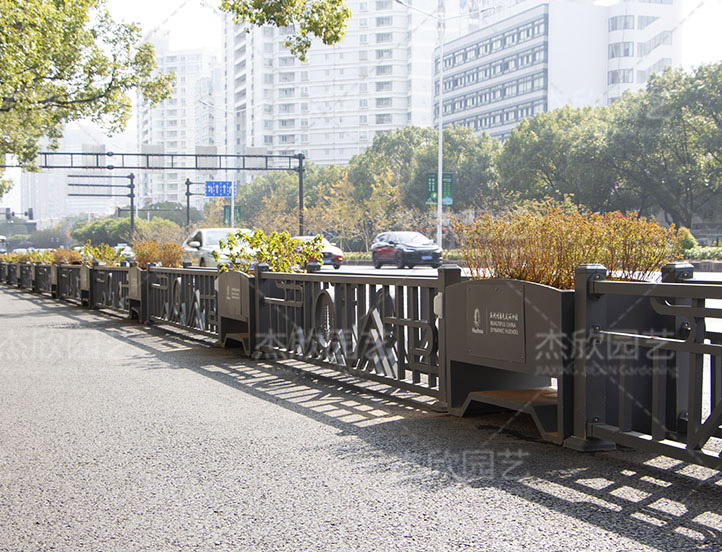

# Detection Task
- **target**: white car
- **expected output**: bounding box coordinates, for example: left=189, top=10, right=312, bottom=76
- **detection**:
left=182, top=228, right=252, bottom=267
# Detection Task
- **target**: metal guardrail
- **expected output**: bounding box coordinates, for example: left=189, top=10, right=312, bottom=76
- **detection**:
left=147, top=266, right=218, bottom=336
left=91, top=265, right=130, bottom=313
left=34, top=264, right=53, bottom=294
left=57, top=264, right=84, bottom=303
left=255, top=267, right=447, bottom=399
left=1, top=261, right=720, bottom=471
left=18, top=263, right=33, bottom=289
left=572, top=264, right=722, bottom=470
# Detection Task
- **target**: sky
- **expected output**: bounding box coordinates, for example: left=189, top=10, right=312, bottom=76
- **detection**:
left=3, top=0, right=722, bottom=212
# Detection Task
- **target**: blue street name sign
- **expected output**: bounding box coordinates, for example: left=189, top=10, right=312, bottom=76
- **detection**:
left=205, top=181, right=234, bottom=197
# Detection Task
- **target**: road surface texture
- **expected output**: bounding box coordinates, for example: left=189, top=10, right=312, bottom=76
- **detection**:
left=1, top=287, right=720, bottom=552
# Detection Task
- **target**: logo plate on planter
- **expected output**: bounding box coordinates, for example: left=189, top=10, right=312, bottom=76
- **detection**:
left=466, top=281, right=525, bottom=363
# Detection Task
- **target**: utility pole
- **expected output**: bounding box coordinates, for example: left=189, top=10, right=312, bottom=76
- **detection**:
left=297, top=153, right=305, bottom=236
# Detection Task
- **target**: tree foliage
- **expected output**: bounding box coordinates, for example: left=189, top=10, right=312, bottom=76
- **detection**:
left=219, top=0, right=351, bottom=60
left=0, top=0, right=173, bottom=182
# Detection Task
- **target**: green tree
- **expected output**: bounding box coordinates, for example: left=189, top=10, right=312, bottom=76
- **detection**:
left=0, top=0, right=173, bottom=196
left=405, top=126, right=501, bottom=211
left=497, top=106, right=632, bottom=213
left=606, top=68, right=722, bottom=227
left=220, top=0, right=352, bottom=60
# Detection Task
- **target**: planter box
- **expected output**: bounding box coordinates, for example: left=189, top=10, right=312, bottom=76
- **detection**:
left=444, top=279, right=574, bottom=444
left=217, top=270, right=255, bottom=355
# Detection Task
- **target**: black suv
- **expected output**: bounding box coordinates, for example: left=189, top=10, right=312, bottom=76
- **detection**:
left=371, top=231, right=442, bottom=269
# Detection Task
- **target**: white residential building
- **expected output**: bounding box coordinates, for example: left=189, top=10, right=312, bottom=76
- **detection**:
left=222, top=0, right=438, bottom=166
left=136, top=38, right=224, bottom=209
left=435, top=0, right=682, bottom=139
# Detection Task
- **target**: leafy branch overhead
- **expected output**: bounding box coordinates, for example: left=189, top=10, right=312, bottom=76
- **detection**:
left=219, top=0, right=352, bottom=60
left=0, top=0, right=174, bottom=166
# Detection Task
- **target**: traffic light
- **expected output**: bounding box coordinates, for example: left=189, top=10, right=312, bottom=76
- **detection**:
left=27, top=208, right=33, bottom=220
left=4, top=208, right=10, bottom=221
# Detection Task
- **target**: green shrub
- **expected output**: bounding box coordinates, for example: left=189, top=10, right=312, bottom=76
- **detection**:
left=681, top=247, right=722, bottom=260
left=453, top=206, right=678, bottom=289
left=676, top=227, right=698, bottom=252
left=213, top=229, right=323, bottom=273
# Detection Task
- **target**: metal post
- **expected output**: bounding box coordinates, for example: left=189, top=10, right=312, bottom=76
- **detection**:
left=129, top=173, right=135, bottom=242
left=297, top=153, right=305, bottom=236
left=436, top=1, right=445, bottom=249
left=230, top=180, right=235, bottom=230
left=185, top=178, right=192, bottom=228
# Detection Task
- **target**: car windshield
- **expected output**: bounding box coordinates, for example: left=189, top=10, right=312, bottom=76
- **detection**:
left=395, top=232, right=433, bottom=245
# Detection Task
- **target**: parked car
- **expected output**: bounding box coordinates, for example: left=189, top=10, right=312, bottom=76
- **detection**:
left=182, top=228, right=252, bottom=267
left=370, top=231, right=442, bottom=269
left=294, top=236, right=344, bottom=269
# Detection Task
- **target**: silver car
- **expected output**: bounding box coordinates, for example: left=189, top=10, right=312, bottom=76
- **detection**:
left=182, top=228, right=252, bottom=267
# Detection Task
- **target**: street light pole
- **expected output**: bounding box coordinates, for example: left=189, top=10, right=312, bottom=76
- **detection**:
left=436, top=0, right=445, bottom=248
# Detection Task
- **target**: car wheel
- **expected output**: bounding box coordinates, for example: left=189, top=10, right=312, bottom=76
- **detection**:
left=395, top=252, right=405, bottom=269
left=333, top=263, right=341, bottom=270
left=372, top=253, right=382, bottom=269
left=431, top=262, right=441, bottom=269
left=407, top=264, right=415, bottom=269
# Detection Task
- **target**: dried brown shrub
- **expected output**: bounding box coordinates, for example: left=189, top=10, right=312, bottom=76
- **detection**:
left=453, top=205, right=678, bottom=289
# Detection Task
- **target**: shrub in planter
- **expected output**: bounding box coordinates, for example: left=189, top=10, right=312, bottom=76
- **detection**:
left=682, top=246, right=722, bottom=260
left=452, top=205, right=678, bottom=289
left=213, top=229, right=323, bottom=273
left=131, top=241, right=161, bottom=269
left=81, top=242, right=124, bottom=266
left=52, top=248, right=82, bottom=265
left=158, top=242, right=184, bottom=268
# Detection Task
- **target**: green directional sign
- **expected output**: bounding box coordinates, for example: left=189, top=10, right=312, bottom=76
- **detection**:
left=223, top=205, right=242, bottom=226
left=426, top=172, right=453, bottom=206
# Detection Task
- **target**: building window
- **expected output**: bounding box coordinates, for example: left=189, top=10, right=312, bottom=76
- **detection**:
left=638, top=15, right=659, bottom=29
left=608, top=15, right=634, bottom=31
left=376, top=0, right=391, bottom=8
left=359, top=99, right=369, bottom=108
left=376, top=48, right=392, bottom=59
left=608, top=69, right=633, bottom=84
left=609, top=42, right=634, bottom=58
left=376, top=32, right=392, bottom=43
left=279, top=56, right=295, bottom=66
left=360, top=115, right=368, bottom=124
left=360, top=50, right=368, bottom=61
left=376, top=81, right=392, bottom=92
left=376, top=16, right=392, bottom=26
left=376, top=114, right=392, bottom=124
left=376, top=65, right=392, bottom=75
left=279, top=72, right=295, bottom=83
left=376, top=97, right=392, bottom=107
left=360, top=34, right=368, bottom=43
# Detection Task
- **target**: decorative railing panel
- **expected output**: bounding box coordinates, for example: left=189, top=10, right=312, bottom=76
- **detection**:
left=5, top=263, right=17, bottom=285
left=57, top=264, right=83, bottom=302
left=0, top=262, right=7, bottom=283
left=18, top=263, right=33, bottom=289
left=147, top=266, right=218, bottom=336
left=574, top=264, right=722, bottom=470
left=91, top=266, right=130, bottom=313
left=34, top=265, right=53, bottom=294
left=256, top=271, right=444, bottom=399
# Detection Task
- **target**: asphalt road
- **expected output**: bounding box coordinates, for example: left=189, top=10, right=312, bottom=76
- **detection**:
left=1, top=288, right=721, bottom=551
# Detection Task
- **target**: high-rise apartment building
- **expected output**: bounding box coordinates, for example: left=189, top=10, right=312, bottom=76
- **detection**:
left=435, top=0, right=682, bottom=139
left=136, top=38, right=224, bottom=209
left=223, top=0, right=437, bottom=165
